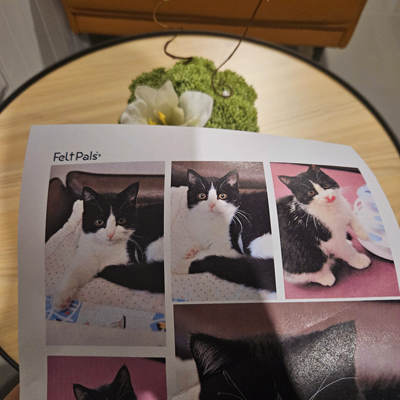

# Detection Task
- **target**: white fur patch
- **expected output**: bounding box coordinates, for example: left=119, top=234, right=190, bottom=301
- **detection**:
left=170, top=186, right=240, bottom=274
left=249, top=233, right=274, bottom=259
left=146, top=236, right=164, bottom=262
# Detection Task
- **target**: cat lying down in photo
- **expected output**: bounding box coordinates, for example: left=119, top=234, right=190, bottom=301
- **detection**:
left=48, top=181, right=165, bottom=312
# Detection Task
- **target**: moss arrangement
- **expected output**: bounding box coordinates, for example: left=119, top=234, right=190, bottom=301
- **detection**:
left=127, top=57, right=259, bottom=132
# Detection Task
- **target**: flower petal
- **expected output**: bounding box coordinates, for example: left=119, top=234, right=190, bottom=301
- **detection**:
left=134, top=86, right=158, bottom=111
left=156, top=102, right=185, bottom=126
left=179, top=91, right=214, bottom=127
left=156, top=81, right=179, bottom=108
left=120, top=99, right=149, bottom=125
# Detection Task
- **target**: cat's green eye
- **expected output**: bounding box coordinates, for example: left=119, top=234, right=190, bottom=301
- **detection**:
left=218, top=193, right=227, bottom=200
left=117, top=217, right=126, bottom=224
left=95, top=219, right=104, bottom=227
left=198, top=193, right=206, bottom=200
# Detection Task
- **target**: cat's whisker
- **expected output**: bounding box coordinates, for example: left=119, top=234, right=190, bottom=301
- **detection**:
left=217, top=392, right=245, bottom=400
left=220, top=371, right=248, bottom=400
left=236, top=209, right=250, bottom=217
left=309, top=377, right=357, bottom=400
left=130, top=233, right=150, bottom=241
left=232, top=215, right=243, bottom=232
left=127, top=238, right=143, bottom=262
left=312, top=216, right=317, bottom=231
left=235, top=210, right=251, bottom=226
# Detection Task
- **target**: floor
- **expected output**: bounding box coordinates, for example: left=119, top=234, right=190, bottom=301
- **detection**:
left=321, top=0, right=400, bottom=146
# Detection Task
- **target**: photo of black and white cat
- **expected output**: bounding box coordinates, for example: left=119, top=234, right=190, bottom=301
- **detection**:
left=52, top=181, right=164, bottom=311
left=271, top=163, right=399, bottom=299
left=47, top=356, right=167, bottom=400
left=73, top=365, right=137, bottom=400
left=45, top=162, right=166, bottom=346
left=169, top=161, right=276, bottom=302
left=173, top=301, right=400, bottom=400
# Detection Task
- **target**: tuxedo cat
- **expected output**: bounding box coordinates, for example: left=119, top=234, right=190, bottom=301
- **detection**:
left=190, top=322, right=400, bottom=400
left=171, top=169, right=274, bottom=282
left=52, top=182, right=164, bottom=311
left=73, top=365, right=136, bottom=400
left=277, top=165, right=370, bottom=286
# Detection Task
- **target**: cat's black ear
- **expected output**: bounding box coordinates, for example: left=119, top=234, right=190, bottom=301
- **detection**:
left=112, top=365, right=136, bottom=398
left=308, top=165, right=320, bottom=172
left=82, top=187, right=100, bottom=203
left=73, top=383, right=92, bottom=400
left=222, top=169, right=239, bottom=187
left=119, top=182, right=139, bottom=206
left=190, top=333, right=241, bottom=381
left=187, top=169, right=203, bottom=187
left=278, top=175, right=293, bottom=187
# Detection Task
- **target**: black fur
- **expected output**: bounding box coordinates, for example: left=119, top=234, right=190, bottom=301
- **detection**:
left=189, top=256, right=276, bottom=292
left=73, top=365, right=136, bottom=400
left=98, top=262, right=165, bottom=293
left=277, top=195, right=331, bottom=274
left=190, top=333, right=299, bottom=400
left=230, top=191, right=272, bottom=255
left=190, top=322, right=359, bottom=400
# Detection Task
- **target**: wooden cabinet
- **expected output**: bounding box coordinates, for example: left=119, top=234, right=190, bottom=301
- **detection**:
left=62, top=0, right=367, bottom=47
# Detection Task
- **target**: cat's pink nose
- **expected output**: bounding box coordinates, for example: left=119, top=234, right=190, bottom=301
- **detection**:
left=209, top=203, right=216, bottom=211
left=325, top=195, right=336, bottom=203
left=107, top=232, right=114, bottom=239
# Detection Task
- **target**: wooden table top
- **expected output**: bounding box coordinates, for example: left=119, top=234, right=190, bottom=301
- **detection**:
left=0, top=33, right=399, bottom=363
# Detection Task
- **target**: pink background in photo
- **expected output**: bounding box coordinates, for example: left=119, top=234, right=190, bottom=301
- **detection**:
left=270, top=163, right=399, bottom=300
left=48, top=356, right=167, bottom=400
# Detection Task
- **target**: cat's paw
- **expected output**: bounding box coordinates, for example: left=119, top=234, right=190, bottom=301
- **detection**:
left=351, top=253, right=371, bottom=270
left=185, top=248, right=199, bottom=259
left=356, top=229, right=370, bottom=241
left=52, top=292, right=73, bottom=311
left=315, top=272, right=336, bottom=287
left=173, top=258, right=192, bottom=275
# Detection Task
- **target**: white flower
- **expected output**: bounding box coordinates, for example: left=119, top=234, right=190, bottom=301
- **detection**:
left=120, top=81, right=213, bottom=127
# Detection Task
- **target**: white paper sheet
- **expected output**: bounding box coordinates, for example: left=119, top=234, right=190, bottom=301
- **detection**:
left=18, top=125, right=400, bottom=400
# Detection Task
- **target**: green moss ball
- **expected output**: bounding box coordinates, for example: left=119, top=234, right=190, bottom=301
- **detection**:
left=127, top=57, right=259, bottom=132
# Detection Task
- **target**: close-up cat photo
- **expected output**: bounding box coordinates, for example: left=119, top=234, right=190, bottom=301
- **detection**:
left=47, top=356, right=167, bottom=400
left=169, top=161, right=276, bottom=301
left=271, top=163, right=399, bottom=299
left=173, top=301, right=400, bottom=400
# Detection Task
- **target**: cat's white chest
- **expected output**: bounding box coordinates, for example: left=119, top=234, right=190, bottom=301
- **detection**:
left=308, top=197, right=351, bottom=236
left=170, top=186, right=236, bottom=260
left=77, top=233, right=130, bottom=269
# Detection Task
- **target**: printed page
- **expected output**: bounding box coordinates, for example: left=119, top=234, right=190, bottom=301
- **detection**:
left=18, top=125, right=400, bottom=400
